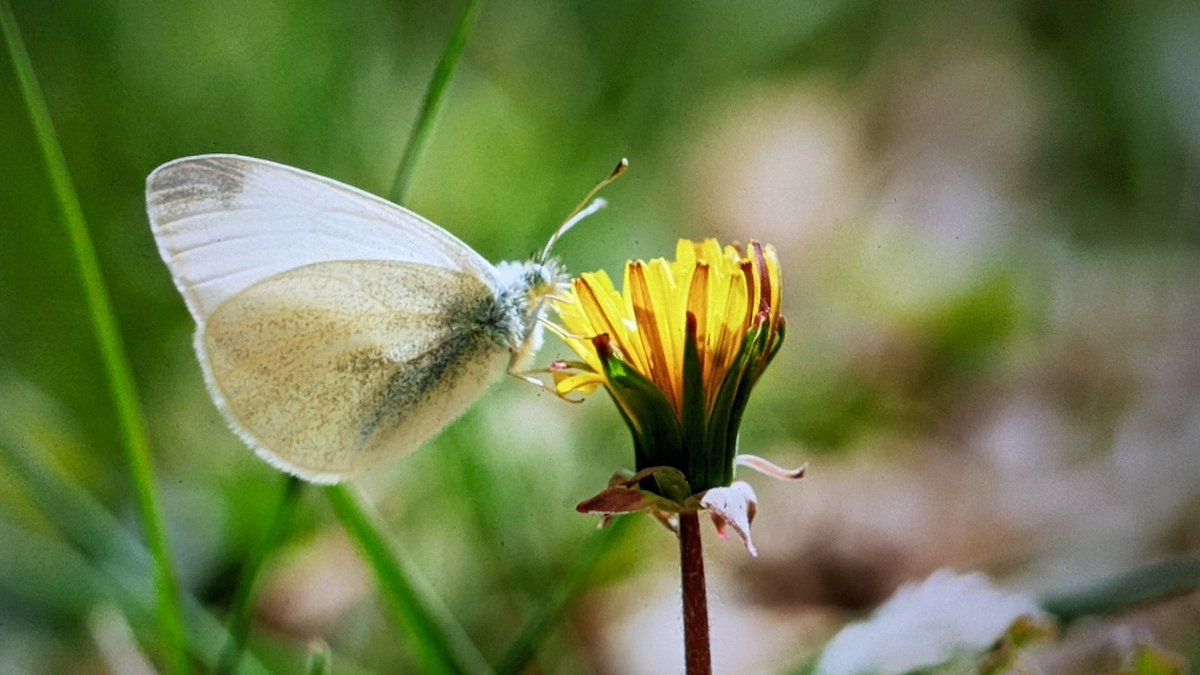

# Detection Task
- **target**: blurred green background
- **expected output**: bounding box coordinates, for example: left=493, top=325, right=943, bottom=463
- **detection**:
left=2, top=0, right=1198, bottom=672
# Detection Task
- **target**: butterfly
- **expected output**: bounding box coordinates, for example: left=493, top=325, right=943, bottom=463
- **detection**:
left=147, top=154, right=624, bottom=483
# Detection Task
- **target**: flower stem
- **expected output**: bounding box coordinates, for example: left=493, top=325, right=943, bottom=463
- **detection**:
left=679, top=512, right=711, bottom=675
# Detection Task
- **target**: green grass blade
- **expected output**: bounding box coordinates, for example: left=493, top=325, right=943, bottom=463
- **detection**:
left=325, top=485, right=492, bottom=675
left=109, top=566, right=275, bottom=675
left=496, top=517, right=634, bottom=675
left=0, top=3, right=189, bottom=673
left=1041, top=556, right=1200, bottom=625
left=305, top=642, right=333, bottom=675
left=389, top=0, right=482, bottom=204
left=325, top=4, right=492, bottom=674
left=0, top=441, right=271, bottom=674
left=0, top=514, right=105, bottom=617
left=218, top=476, right=304, bottom=675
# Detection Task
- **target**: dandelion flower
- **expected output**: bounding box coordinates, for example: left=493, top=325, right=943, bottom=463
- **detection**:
left=550, top=239, right=802, bottom=554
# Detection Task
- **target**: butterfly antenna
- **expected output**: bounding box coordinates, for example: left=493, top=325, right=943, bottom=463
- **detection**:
left=539, top=158, right=629, bottom=262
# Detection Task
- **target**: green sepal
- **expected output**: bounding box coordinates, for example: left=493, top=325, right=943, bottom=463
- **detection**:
left=681, top=312, right=722, bottom=490
left=576, top=485, right=680, bottom=515
left=577, top=466, right=694, bottom=514
left=706, top=324, right=759, bottom=484
left=761, top=315, right=786, bottom=374
left=594, top=336, right=684, bottom=491
left=652, top=465, right=693, bottom=503
left=722, top=319, right=773, bottom=471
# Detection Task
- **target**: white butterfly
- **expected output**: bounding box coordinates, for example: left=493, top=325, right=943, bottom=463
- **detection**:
left=147, top=154, right=623, bottom=483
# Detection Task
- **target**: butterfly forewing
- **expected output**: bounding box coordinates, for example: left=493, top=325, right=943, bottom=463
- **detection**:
left=147, top=154, right=498, bottom=322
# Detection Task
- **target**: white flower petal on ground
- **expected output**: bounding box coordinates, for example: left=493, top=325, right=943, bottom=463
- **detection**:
left=815, top=568, right=1046, bottom=675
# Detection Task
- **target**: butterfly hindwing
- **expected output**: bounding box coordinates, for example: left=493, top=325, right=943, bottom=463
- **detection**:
left=200, top=260, right=510, bottom=482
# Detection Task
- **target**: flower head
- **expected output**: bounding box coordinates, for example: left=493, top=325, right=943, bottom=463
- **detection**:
left=550, top=239, right=801, bottom=554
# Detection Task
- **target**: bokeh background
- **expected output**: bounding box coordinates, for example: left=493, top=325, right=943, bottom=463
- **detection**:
left=2, top=0, right=1199, bottom=673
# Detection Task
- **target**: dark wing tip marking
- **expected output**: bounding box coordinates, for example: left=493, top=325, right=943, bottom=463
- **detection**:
left=147, top=156, right=251, bottom=216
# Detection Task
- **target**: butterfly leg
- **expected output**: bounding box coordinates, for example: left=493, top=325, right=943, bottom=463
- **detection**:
left=506, top=357, right=585, bottom=404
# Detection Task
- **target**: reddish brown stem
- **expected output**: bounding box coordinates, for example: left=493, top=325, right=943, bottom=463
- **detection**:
left=679, top=512, right=711, bottom=675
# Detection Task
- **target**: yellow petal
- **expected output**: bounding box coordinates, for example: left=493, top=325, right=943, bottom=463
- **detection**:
left=627, top=262, right=677, bottom=408
left=554, top=371, right=607, bottom=396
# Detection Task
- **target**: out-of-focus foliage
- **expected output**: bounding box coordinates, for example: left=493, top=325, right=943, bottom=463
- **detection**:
left=1, top=0, right=1197, bottom=673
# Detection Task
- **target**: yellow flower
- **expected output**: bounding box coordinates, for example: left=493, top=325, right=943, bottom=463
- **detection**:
left=554, top=238, right=782, bottom=408
left=550, top=239, right=793, bottom=520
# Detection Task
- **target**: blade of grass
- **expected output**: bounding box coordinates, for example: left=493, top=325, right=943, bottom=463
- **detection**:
left=89, top=604, right=159, bottom=675
left=325, top=3, right=491, bottom=673
left=0, top=514, right=105, bottom=617
left=496, top=517, right=634, bottom=675
left=1040, top=556, right=1200, bottom=625
left=203, top=0, right=488, bottom=668
left=388, top=0, right=482, bottom=203
left=218, top=476, right=304, bottom=675
left=0, top=441, right=272, bottom=674
left=106, top=555, right=275, bottom=675
left=304, top=642, right=332, bottom=675
left=0, top=3, right=189, bottom=673
left=437, top=426, right=528, bottom=602
left=325, top=485, right=491, bottom=675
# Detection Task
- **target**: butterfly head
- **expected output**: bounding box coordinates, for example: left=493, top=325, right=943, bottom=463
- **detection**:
left=490, top=159, right=628, bottom=367
left=490, top=258, right=567, bottom=369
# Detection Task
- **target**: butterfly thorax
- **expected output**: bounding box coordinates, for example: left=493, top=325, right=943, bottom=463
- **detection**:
left=490, top=258, right=568, bottom=364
